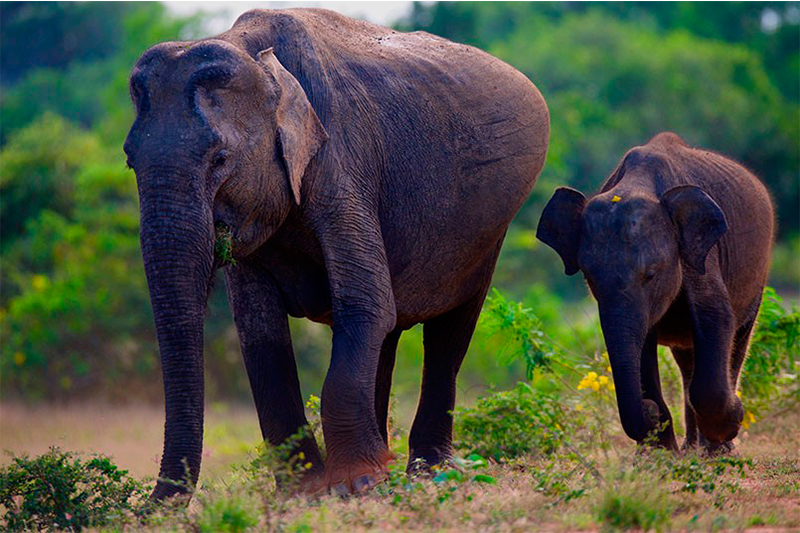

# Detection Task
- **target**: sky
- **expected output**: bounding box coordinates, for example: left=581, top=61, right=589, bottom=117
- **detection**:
left=164, top=1, right=415, bottom=34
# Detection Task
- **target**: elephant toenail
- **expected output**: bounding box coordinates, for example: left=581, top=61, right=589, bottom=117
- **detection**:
left=352, top=475, right=375, bottom=493
left=331, top=483, right=350, bottom=497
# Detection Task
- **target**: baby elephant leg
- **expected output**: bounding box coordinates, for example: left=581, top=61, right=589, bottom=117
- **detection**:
left=686, top=275, right=744, bottom=445
left=671, top=348, right=699, bottom=450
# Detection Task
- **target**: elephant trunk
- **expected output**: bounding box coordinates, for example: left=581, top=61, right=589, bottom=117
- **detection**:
left=138, top=170, right=215, bottom=500
left=598, top=304, right=655, bottom=443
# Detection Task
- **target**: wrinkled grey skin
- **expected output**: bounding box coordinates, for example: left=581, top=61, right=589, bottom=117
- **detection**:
left=124, top=8, right=549, bottom=499
left=537, top=132, right=773, bottom=452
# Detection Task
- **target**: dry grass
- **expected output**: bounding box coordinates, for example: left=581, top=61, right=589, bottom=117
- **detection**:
left=1, top=401, right=798, bottom=531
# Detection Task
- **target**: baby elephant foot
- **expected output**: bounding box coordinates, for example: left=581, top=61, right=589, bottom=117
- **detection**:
left=698, top=434, right=737, bottom=456
left=641, top=399, right=679, bottom=451
left=691, top=392, right=744, bottom=444
left=681, top=438, right=699, bottom=453
left=324, top=447, right=393, bottom=496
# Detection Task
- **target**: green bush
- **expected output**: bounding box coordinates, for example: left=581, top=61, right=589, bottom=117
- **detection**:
left=196, top=494, right=259, bottom=533
left=479, top=289, right=556, bottom=378
left=0, top=447, right=146, bottom=531
left=453, top=382, right=569, bottom=461
left=741, top=287, right=799, bottom=415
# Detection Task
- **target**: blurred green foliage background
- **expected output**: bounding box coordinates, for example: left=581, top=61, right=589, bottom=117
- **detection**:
left=1, top=2, right=798, bottom=405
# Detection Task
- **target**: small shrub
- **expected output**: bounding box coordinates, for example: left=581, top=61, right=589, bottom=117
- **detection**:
left=196, top=493, right=259, bottom=533
left=432, top=454, right=496, bottom=504
left=0, top=447, right=146, bottom=531
left=245, top=428, right=316, bottom=494
left=668, top=455, right=750, bottom=495
left=741, top=287, right=799, bottom=415
left=241, top=395, right=324, bottom=494
left=453, top=382, right=568, bottom=461
left=480, top=288, right=556, bottom=378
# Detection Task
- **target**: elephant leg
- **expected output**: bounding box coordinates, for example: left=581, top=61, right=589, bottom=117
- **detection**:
left=322, top=315, right=395, bottom=495
left=730, top=294, right=761, bottom=390
left=685, top=265, right=744, bottom=444
left=408, top=289, right=486, bottom=472
left=671, top=347, right=698, bottom=450
left=225, top=263, right=324, bottom=478
left=697, top=298, right=762, bottom=455
left=640, top=331, right=678, bottom=450
left=375, top=329, right=401, bottom=445
left=316, top=209, right=397, bottom=495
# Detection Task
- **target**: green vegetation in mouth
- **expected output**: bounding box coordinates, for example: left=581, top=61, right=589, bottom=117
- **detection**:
left=214, top=224, right=237, bottom=266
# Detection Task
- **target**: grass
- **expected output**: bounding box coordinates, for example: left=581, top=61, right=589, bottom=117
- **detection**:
left=1, top=288, right=796, bottom=530
left=1, top=402, right=798, bottom=531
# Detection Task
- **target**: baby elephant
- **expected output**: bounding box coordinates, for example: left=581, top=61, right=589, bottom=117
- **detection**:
left=537, top=132, right=774, bottom=451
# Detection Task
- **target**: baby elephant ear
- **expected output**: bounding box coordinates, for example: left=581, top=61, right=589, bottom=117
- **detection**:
left=662, top=185, right=728, bottom=274
left=537, top=187, right=586, bottom=275
left=257, top=48, right=328, bottom=205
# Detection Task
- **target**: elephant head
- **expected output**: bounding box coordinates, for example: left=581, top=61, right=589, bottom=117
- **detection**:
left=123, top=40, right=326, bottom=499
left=537, top=184, right=727, bottom=442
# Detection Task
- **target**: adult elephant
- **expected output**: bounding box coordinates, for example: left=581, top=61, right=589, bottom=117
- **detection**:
left=124, top=9, right=549, bottom=499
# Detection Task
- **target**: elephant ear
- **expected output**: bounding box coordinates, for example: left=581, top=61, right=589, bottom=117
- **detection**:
left=257, top=48, right=328, bottom=205
left=537, top=187, right=586, bottom=276
left=662, top=185, right=728, bottom=274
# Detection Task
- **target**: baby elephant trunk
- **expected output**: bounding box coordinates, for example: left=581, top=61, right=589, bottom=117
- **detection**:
left=598, top=305, right=659, bottom=443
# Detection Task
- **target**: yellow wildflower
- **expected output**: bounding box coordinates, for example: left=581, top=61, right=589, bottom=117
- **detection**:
left=578, top=371, right=603, bottom=391
left=598, top=375, right=610, bottom=386
left=31, top=274, right=49, bottom=292
left=575, top=404, right=584, bottom=411
left=741, top=411, right=756, bottom=430
left=735, top=390, right=741, bottom=398
left=607, top=365, right=612, bottom=373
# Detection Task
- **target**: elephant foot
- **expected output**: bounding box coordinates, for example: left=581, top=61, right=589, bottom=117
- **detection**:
left=406, top=451, right=458, bottom=477
left=640, top=399, right=679, bottom=451
left=681, top=437, right=699, bottom=453
left=297, top=471, right=326, bottom=496
left=322, top=447, right=394, bottom=496
left=277, top=440, right=326, bottom=494
left=698, top=434, right=737, bottom=457
left=691, top=393, right=744, bottom=443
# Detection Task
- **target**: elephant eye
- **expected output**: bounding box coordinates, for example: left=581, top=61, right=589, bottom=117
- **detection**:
left=210, top=150, right=228, bottom=170
left=644, top=269, right=656, bottom=283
